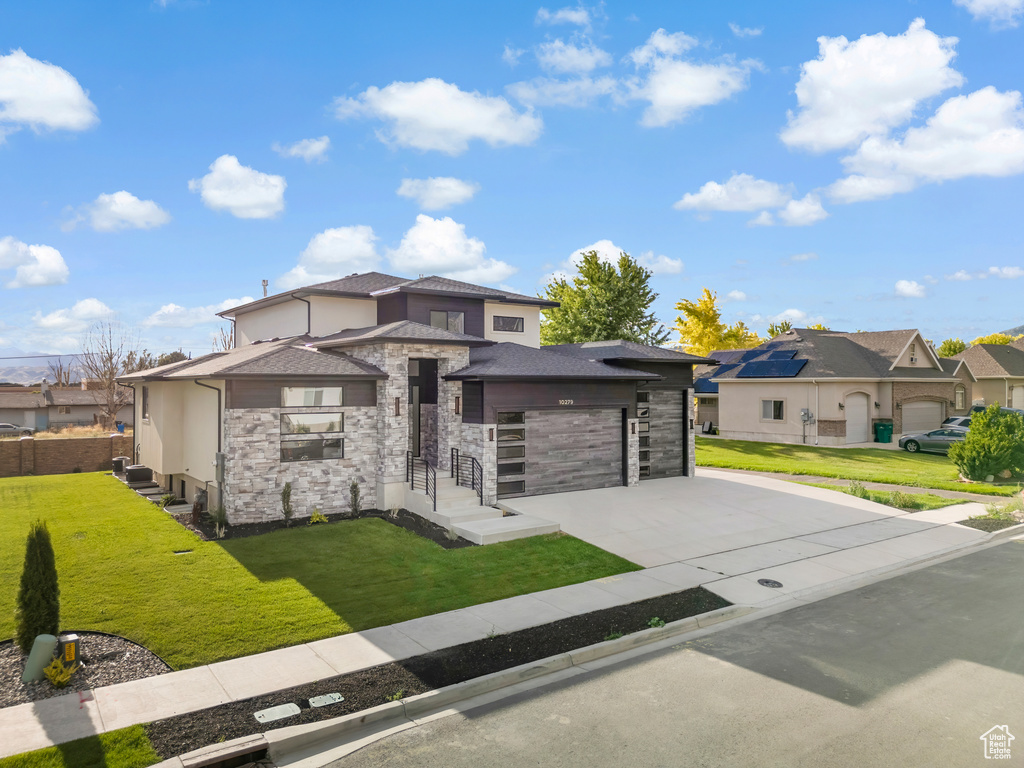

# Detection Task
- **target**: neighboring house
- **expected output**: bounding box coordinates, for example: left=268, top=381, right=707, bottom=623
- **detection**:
left=711, top=328, right=975, bottom=446
left=693, top=349, right=749, bottom=430
left=119, top=272, right=712, bottom=524
left=953, top=340, right=1024, bottom=409
left=0, top=382, right=133, bottom=431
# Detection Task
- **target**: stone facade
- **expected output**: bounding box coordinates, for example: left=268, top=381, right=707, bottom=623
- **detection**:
left=460, top=422, right=497, bottom=505
left=419, top=403, right=437, bottom=465
left=627, top=417, right=639, bottom=486
left=686, top=388, right=696, bottom=478
left=817, top=419, right=847, bottom=437
left=222, top=406, right=377, bottom=524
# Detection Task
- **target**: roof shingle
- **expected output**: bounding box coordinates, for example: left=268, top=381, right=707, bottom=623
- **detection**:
left=447, top=343, right=661, bottom=381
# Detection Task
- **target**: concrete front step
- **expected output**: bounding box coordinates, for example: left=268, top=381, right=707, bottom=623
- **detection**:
left=431, top=504, right=502, bottom=528
left=454, top=515, right=561, bottom=545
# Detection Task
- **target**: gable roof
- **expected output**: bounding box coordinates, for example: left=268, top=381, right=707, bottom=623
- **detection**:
left=312, top=321, right=494, bottom=350
left=712, top=328, right=959, bottom=382
left=446, top=343, right=661, bottom=381
left=954, top=343, right=1024, bottom=377
left=543, top=340, right=716, bottom=365
left=118, top=337, right=386, bottom=381
left=218, top=271, right=557, bottom=318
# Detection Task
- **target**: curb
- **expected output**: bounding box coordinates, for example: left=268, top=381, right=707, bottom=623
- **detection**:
left=158, top=604, right=755, bottom=766
left=984, top=522, right=1024, bottom=541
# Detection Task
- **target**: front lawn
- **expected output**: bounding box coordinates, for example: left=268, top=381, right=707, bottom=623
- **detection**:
left=797, top=483, right=968, bottom=510
left=0, top=474, right=638, bottom=669
left=0, top=727, right=157, bottom=768
left=696, top=437, right=1016, bottom=496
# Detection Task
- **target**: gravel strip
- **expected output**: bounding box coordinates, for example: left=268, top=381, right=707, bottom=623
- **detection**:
left=0, top=632, right=171, bottom=709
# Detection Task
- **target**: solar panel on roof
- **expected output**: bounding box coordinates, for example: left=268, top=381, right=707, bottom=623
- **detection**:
left=767, top=350, right=797, bottom=360
left=735, top=359, right=808, bottom=378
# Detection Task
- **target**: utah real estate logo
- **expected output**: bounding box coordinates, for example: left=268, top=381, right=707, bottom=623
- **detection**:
left=980, top=725, right=1014, bottom=759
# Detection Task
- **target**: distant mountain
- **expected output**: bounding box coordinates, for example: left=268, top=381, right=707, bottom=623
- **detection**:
left=0, top=348, right=73, bottom=385
left=1002, top=324, right=1024, bottom=337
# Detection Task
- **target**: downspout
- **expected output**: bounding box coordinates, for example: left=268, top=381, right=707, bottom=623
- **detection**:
left=194, top=379, right=223, bottom=511
left=294, top=295, right=312, bottom=336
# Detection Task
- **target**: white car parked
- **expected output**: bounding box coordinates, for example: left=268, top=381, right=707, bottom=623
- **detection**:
left=0, top=422, right=34, bottom=436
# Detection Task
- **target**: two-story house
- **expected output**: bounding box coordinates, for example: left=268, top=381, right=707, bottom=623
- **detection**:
left=120, top=272, right=711, bottom=528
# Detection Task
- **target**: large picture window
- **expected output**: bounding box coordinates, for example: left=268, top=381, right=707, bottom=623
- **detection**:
left=492, top=315, right=524, bottom=333
left=281, top=386, right=343, bottom=407
left=761, top=399, right=785, bottom=421
left=430, top=311, right=465, bottom=334
left=281, top=413, right=343, bottom=434
left=281, top=438, right=343, bottom=462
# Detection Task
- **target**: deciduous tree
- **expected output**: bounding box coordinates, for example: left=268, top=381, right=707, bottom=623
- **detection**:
left=675, top=289, right=761, bottom=357
left=971, top=333, right=1022, bottom=346
left=156, top=349, right=188, bottom=366
left=78, top=321, right=147, bottom=427
left=540, top=251, right=670, bottom=346
left=765, top=321, right=792, bottom=338
left=948, top=404, right=1024, bottom=481
left=936, top=338, right=967, bottom=357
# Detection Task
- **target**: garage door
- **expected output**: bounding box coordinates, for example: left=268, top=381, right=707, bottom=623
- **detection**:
left=845, top=393, right=870, bottom=444
left=498, top=408, right=624, bottom=498
left=1013, top=387, right=1024, bottom=410
left=902, top=401, right=943, bottom=434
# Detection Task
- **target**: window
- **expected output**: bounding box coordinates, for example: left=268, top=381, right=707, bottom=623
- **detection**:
left=142, top=386, right=150, bottom=420
left=909, top=343, right=918, bottom=364
left=638, top=421, right=650, bottom=433
left=497, top=462, right=525, bottom=476
left=637, top=391, right=650, bottom=403
left=280, top=438, right=343, bottom=462
left=638, top=436, right=650, bottom=447
left=761, top=399, right=785, bottom=421
left=637, top=406, right=650, bottom=418
left=498, top=445, right=526, bottom=459
left=498, top=427, right=525, bottom=441
left=639, top=450, right=650, bottom=462
left=698, top=397, right=716, bottom=406
left=497, top=480, right=526, bottom=495
left=281, top=413, right=343, bottom=434
left=57, top=406, right=72, bottom=415
left=493, top=315, right=524, bottom=333
left=281, top=386, right=343, bottom=407
left=955, top=385, right=966, bottom=410
left=639, top=465, right=651, bottom=477
left=430, top=311, right=465, bottom=334
left=498, top=411, right=525, bottom=425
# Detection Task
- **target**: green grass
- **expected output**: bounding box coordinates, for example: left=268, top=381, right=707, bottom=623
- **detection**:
left=797, top=482, right=968, bottom=510
left=0, top=726, right=158, bottom=768
left=0, top=474, right=639, bottom=669
left=696, top=437, right=1016, bottom=496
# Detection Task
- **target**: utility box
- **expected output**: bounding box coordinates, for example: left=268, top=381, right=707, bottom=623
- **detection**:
left=57, top=634, right=80, bottom=666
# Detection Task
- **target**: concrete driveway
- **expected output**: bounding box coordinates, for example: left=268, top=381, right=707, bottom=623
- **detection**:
left=500, top=468, right=988, bottom=606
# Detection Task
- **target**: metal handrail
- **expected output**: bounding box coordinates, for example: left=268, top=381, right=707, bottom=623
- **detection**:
left=424, top=459, right=436, bottom=512
left=451, top=447, right=459, bottom=478
left=471, top=457, right=483, bottom=506
left=453, top=451, right=484, bottom=506
left=407, top=450, right=437, bottom=512
left=406, top=450, right=414, bottom=487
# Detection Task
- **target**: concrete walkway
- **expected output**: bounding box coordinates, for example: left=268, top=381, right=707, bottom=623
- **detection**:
left=0, top=470, right=1008, bottom=760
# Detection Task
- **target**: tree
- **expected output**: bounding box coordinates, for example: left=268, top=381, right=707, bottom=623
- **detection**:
left=78, top=321, right=147, bottom=427
left=540, top=251, right=670, bottom=346
left=157, top=349, right=188, bottom=367
left=47, top=358, right=75, bottom=387
left=948, top=404, right=1024, bottom=481
left=807, top=322, right=831, bottom=331
left=15, top=520, right=60, bottom=654
left=765, top=320, right=793, bottom=338
left=675, top=288, right=762, bottom=357
left=971, top=333, right=1023, bottom=346
left=214, top=325, right=234, bottom=352
left=936, top=338, right=967, bottom=357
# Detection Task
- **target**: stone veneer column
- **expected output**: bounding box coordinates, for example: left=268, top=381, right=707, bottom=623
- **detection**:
left=436, top=349, right=468, bottom=473
left=460, top=421, right=497, bottom=505
left=627, top=417, right=640, bottom=486
left=686, top=387, right=696, bottom=477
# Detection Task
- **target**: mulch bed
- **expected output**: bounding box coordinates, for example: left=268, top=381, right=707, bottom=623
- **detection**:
left=145, top=587, right=729, bottom=759
left=0, top=632, right=171, bottom=709
left=957, top=517, right=1021, bottom=532
left=168, top=507, right=476, bottom=549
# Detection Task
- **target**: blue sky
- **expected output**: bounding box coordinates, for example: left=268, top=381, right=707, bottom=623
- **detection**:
left=1, top=0, right=1023, bottom=358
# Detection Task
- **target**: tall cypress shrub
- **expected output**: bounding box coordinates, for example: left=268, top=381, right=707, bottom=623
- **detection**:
left=15, top=520, right=60, bottom=654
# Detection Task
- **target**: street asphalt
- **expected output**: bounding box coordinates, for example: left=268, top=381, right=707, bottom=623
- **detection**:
left=327, top=540, right=1024, bottom=768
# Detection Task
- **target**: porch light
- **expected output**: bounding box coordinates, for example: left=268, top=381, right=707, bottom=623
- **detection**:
left=874, top=402, right=880, bottom=408
left=455, top=396, right=461, bottom=415
left=631, top=422, right=636, bottom=434
left=838, top=402, right=844, bottom=410
left=394, top=397, right=401, bottom=416
left=488, top=428, right=495, bottom=441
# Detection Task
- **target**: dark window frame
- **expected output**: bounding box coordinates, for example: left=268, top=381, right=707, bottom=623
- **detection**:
left=497, top=411, right=525, bottom=425
left=141, top=385, right=150, bottom=421
left=497, top=461, right=526, bottom=476
left=281, top=386, right=344, bottom=408
left=280, top=437, right=344, bottom=462
left=497, top=480, right=526, bottom=495
left=497, top=445, right=526, bottom=459
left=492, top=315, right=525, bottom=333
left=430, top=310, right=465, bottom=334
left=281, top=412, right=344, bottom=435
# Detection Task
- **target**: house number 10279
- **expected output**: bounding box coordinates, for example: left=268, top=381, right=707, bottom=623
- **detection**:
left=558, top=399, right=574, bottom=405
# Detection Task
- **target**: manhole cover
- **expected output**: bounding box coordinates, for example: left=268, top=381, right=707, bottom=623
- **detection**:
left=757, top=578, right=784, bottom=588
left=254, top=703, right=301, bottom=723
left=309, top=692, right=344, bottom=708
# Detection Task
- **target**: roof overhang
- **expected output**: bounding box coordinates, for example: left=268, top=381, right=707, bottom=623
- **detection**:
left=371, top=284, right=558, bottom=308
left=218, top=289, right=376, bottom=319
left=444, top=372, right=662, bottom=382
left=314, top=336, right=495, bottom=351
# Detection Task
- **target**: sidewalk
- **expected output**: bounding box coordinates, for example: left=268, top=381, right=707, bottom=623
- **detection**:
left=0, top=498, right=1011, bottom=760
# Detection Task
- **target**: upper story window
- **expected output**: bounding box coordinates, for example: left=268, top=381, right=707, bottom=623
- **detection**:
left=142, top=386, right=150, bottom=420
left=281, top=386, right=344, bottom=407
left=430, top=311, right=464, bottom=334
left=909, top=343, right=917, bottom=364
left=493, top=315, right=524, bottom=333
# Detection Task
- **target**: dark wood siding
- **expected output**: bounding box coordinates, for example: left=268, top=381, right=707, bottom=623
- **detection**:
left=376, top=293, right=407, bottom=326
left=481, top=380, right=636, bottom=423
left=461, top=382, right=484, bottom=423
left=226, top=379, right=377, bottom=409
left=646, top=389, right=686, bottom=479
left=615, top=361, right=694, bottom=388
left=405, top=294, right=485, bottom=338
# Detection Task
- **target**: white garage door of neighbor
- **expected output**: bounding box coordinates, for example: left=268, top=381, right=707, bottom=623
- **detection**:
left=1013, top=387, right=1024, bottom=409
left=902, top=401, right=943, bottom=434
left=845, top=393, right=870, bottom=443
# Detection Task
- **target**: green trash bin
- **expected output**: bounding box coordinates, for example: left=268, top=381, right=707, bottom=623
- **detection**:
left=874, top=423, right=893, bottom=443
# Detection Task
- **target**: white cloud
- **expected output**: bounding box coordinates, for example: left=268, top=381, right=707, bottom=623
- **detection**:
left=0, top=236, right=70, bottom=288
left=636, top=251, right=683, bottom=274
left=789, top=252, right=818, bottom=262
left=895, top=279, right=926, bottom=298
left=387, top=215, right=515, bottom=285
left=507, top=75, right=618, bottom=107
left=833, top=87, right=1024, bottom=201
left=726, top=290, right=747, bottom=301
left=749, top=308, right=820, bottom=326
left=947, top=269, right=973, bottom=280
left=625, top=28, right=756, bottom=127
left=780, top=19, right=964, bottom=153
left=536, top=6, right=591, bottom=29
left=33, top=298, right=113, bottom=334
left=536, top=38, right=611, bottom=74
left=777, top=194, right=829, bottom=226
left=272, top=136, right=330, bottom=163
left=278, top=226, right=381, bottom=290
left=988, top=265, right=1024, bottom=278
left=747, top=211, right=775, bottom=227
left=955, top=0, right=1023, bottom=28
left=0, top=48, right=98, bottom=141
left=729, top=23, right=763, bottom=38
left=503, top=45, right=525, bottom=67
left=334, top=78, right=542, bottom=155
left=144, top=297, right=255, bottom=328
left=188, top=155, right=286, bottom=219
left=64, top=190, right=171, bottom=232
left=397, top=177, right=480, bottom=210
left=674, top=173, right=792, bottom=212
left=944, top=266, right=1024, bottom=280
